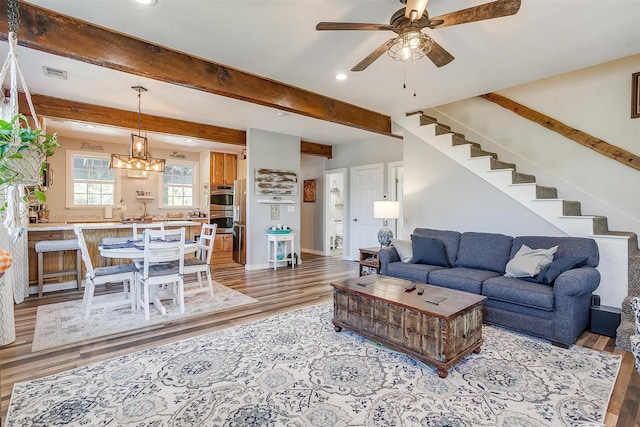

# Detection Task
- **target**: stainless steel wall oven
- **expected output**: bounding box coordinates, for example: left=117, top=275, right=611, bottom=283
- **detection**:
left=210, top=186, right=234, bottom=233
left=210, top=186, right=233, bottom=209
left=210, top=209, right=233, bottom=234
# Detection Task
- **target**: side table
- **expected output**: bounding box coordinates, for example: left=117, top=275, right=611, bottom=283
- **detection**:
left=359, top=247, right=380, bottom=276
left=267, top=233, right=296, bottom=270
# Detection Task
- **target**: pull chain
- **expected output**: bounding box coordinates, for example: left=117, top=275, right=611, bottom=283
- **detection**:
left=413, top=54, right=417, bottom=97
left=402, top=61, right=406, bottom=89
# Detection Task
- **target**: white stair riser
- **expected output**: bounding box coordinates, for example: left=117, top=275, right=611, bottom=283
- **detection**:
left=594, top=236, right=629, bottom=307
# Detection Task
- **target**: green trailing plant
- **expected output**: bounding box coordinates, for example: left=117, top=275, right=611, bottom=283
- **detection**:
left=0, top=113, right=60, bottom=211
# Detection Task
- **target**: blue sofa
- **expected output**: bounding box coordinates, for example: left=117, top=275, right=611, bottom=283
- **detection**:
left=379, top=228, right=601, bottom=347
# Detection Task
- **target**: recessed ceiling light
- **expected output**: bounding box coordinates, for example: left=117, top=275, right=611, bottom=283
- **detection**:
left=185, top=139, right=193, bottom=143
left=276, top=112, right=288, bottom=117
left=335, top=73, right=348, bottom=81
left=84, top=124, right=96, bottom=129
left=136, top=0, right=157, bottom=5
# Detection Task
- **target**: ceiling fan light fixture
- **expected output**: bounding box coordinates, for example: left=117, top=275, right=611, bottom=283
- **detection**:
left=388, top=31, right=433, bottom=62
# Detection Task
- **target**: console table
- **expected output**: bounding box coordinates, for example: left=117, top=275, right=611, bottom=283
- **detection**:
left=266, top=232, right=296, bottom=270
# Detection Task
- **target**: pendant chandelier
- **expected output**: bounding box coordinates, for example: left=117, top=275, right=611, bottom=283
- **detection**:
left=110, top=86, right=165, bottom=173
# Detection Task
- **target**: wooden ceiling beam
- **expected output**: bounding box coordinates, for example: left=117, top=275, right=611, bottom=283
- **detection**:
left=19, top=93, right=246, bottom=145
left=18, top=93, right=332, bottom=158
left=0, top=0, right=392, bottom=141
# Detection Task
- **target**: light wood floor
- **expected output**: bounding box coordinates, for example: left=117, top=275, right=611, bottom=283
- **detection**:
left=1, top=253, right=639, bottom=426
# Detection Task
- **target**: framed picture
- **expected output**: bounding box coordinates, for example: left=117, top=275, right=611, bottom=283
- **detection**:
left=632, top=72, right=640, bottom=119
left=303, top=179, right=316, bottom=202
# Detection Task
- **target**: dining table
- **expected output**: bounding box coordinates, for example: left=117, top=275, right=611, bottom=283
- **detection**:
left=99, top=239, right=198, bottom=261
left=99, top=239, right=198, bottom=316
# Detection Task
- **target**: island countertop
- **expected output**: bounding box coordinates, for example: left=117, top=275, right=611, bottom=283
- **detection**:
left=28, top=220, right=204, bottom=232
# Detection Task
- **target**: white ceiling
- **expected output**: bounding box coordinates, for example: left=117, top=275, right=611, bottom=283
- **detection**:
left=2, top=0, right=639, bottom=152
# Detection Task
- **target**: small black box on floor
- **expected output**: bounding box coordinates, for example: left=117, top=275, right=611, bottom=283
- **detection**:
left=590, top=305, right=621, bottom=338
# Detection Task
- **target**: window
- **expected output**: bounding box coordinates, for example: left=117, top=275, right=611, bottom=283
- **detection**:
left=67, top=152, right=115, bottom=207
left=162, top=162, right=196, bottom=208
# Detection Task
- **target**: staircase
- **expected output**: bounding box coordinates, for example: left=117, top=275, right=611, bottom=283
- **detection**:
left=393, top=112, right=640, bottom=351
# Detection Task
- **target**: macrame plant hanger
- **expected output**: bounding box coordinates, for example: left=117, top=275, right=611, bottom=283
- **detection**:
left=0, top=0, right=45, bottom=306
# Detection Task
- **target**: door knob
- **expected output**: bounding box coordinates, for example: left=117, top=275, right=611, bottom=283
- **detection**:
left=353, top=218, right=358, bottom=222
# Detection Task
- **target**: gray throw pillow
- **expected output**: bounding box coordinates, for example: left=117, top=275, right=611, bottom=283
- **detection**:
left=505, top=244, right=558, bottom=278
left=391, top=239, right=413, bottom=263
left=411, top=235, right=449, bottom=267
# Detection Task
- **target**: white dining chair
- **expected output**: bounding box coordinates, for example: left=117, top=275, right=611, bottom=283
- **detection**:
left=183, top=223, right=217, bottom=297
left=74, top=227, right=137, bottom=319
left=133, top=222, right=165, bottom=240
left=135, top=227, right=186, bottom=321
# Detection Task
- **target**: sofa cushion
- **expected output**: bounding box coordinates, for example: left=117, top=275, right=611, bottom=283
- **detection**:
left=386, top=262, right=445, bottom=283
left=482, top=276, right=555, bottom=311
left=455, top=232, right=513, bottom=274
left=535, top=256, right=589, bottom=285
left=391, top=238, right=412, bottom=263
left=412, top=228, right=461, bottom=268
left=511, top=236, right=599, bottom=267
left=411, top=235, right=449, bottom=267
left=428, top=268, right=501, bottom=294
left=505, top=244, right=558, bottom=278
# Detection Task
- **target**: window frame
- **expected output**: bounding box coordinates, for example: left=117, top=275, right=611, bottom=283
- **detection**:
left=65, top=150, right=121, bottom=209
left=158, top=159, right=199, bottom=210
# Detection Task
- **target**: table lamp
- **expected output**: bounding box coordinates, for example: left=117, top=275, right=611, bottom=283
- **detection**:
left=373, top=200, right=400, bottom=247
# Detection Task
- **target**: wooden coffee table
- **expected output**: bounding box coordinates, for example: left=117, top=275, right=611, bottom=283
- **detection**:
left=331, top=274, right=486, bottom=378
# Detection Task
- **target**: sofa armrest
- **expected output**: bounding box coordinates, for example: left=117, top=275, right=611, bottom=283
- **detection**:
left=553, top=267, right=600, bottom=297
left=379, top=246, right=400, bottom=275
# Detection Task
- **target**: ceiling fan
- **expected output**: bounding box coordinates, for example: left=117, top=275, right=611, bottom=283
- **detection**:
left=316, top=0, right=521, bottom=71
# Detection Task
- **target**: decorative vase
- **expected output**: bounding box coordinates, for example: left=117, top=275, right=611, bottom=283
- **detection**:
left=277, top=242, right=284, bottom=260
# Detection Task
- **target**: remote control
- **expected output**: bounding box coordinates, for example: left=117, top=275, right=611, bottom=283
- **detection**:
left=417, top=288, right=424, bottom=295
left=404, top=283, right=416, bottom=292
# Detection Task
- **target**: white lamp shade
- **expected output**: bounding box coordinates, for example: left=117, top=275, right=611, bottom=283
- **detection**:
left=373, top=201, right=400, bottom=219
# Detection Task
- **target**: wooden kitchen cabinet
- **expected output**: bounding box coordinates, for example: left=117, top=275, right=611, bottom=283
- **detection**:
left=210, top=152, right=237, bottom=186
left=212, top=233, right=233, bottom=261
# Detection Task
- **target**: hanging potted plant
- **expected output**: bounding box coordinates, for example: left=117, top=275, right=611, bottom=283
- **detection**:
left=0, top=113, right=60, bottom=210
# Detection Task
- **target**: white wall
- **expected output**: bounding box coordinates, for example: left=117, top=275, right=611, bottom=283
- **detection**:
left=402, top=130, right=566, bottom=238
left=246, top=128, right=301, bottom=269
left=430, top=54, right=640, bottom=237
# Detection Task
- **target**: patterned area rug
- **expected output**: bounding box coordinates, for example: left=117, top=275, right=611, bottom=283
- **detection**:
left=31, top=281, right=258, bottom=352
left=12, top=302, right=619, bottom=426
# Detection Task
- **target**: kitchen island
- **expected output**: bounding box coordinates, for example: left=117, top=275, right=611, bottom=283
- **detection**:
left=27, top=221, right=203, bottom=291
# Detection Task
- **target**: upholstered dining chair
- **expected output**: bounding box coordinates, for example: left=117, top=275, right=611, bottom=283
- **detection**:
left=183, top=223, right=217, bottom=297
left=135, top=227, right=186, bottom=321
left=74, top=227, right=137, bottom=319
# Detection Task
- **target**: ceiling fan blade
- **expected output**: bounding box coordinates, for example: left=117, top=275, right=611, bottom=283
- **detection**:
left=316, top=22, right=393, bottom=31
left=429, top=0, right=521, bottom=29
left=426, top=39, right=455, bottom=67
left=351, top=39, right=394, bottom=72
left=404, top=0, right=429, bottom=21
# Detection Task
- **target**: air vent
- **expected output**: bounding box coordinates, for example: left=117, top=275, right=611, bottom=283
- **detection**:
left=42, top=66, right=67, bottom=80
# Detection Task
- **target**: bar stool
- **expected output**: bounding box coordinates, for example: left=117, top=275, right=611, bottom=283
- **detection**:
left=35, top=239, right=82, bottom=297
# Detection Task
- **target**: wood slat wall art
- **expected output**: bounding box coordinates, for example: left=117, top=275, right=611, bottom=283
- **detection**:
left=0, top=0, right=394, bottom=139
left=481, top=92, right=640, bottom=173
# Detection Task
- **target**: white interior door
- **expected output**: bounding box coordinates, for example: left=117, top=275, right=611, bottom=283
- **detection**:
left=349, top=163, right=384, bottom=260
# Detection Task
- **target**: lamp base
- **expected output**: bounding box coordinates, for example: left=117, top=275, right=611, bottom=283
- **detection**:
left=378, top=226, right=393, bottom=247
